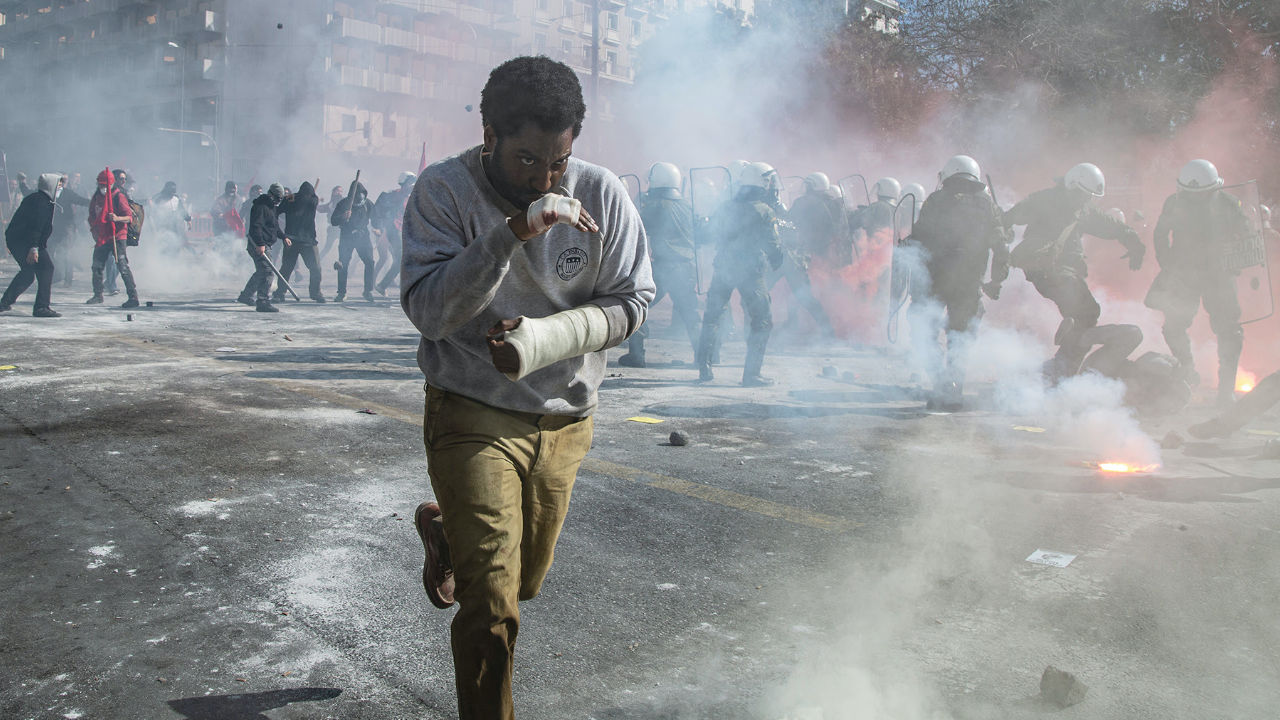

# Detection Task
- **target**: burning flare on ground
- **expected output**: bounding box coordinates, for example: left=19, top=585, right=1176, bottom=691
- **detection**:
left=1093, top=461, right=1161, bottom=474
left=1236, top=370, right=1257, bottom=393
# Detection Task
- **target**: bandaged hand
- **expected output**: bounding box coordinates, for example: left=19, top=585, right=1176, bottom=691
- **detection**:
left=486, top=305, right=610, bottom=381
left=521, top=193, right=599, bottom=237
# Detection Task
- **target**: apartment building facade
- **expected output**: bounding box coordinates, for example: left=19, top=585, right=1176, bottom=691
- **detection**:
left=0, top=0, right=746, bottom=199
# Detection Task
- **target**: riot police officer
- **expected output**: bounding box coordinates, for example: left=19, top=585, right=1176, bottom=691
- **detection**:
left=695, top=161, right=785, bottom=386
left=618, top=162, right=700, bottom=367
left=904, top=155, right=1010, bottom=410
left=1004, top=162, right=1145, bottom=381
left=1145, top=159, right=1252, bottom=407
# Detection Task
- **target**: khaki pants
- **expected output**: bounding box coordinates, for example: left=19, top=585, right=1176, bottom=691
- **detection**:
left=423, top=385, right=593, bottom=720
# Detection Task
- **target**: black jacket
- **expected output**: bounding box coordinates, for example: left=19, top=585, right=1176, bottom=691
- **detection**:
left=330, top=192, right=372, bottom=242
left=4, top=189, right=54, bottom=253
left=281, top=182, right=319, bottom=245
left=908, top=177, right=1011, bottom=290
left=51, top=186, right=90, bottom=240
left=247, top=194, right=286, bottom=248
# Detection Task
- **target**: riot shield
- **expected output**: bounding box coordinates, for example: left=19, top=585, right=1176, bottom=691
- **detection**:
left=689, top=165, right=732, bottom=295
left=886, top=193, right=919, bottom=344
left=619, top=173, right=642, bottom=208
left=1222, top=181, right=1274, bottom=325
left=837, top=173, right=871, bottom=207
left=781, top=175, right=805, bottom=210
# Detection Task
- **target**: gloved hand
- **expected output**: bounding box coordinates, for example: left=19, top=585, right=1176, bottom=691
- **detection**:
left=981, top=281, right=1001, bottom=300
left=526, top=193, right=595, bottom=235
left=768, top=249, right=784, bottom=271
left=1124, top=243, right=1145, bottom=271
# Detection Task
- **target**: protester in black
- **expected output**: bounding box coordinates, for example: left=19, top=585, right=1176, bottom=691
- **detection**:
left=237, top=183, right=288, bottom=313
left=2, top=173, right=63, bottom=317
left=275, top=181, right=325, bottom=302
left=330, top=182, right=375, bottom=302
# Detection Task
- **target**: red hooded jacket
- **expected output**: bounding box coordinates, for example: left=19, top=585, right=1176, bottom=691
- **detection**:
left=88, top=187, right=133, bottom=246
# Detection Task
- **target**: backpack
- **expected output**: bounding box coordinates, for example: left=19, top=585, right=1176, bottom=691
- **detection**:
left=126, top=199, right=145, bottom=246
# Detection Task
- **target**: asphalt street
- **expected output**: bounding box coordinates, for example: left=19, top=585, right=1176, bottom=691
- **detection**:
left=2, top=277, right=1279, bottom=719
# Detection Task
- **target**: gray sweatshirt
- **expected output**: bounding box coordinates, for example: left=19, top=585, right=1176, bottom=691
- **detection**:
left=401, top=145, right=655, bottom=417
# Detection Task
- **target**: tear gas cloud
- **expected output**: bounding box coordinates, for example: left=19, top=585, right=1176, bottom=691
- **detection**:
left=3, top=3, right=1277, bottom=717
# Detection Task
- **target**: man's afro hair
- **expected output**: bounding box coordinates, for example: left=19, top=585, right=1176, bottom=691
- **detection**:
left=480, top=56, right=587, bottom=139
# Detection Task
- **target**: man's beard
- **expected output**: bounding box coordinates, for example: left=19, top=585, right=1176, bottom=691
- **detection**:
left=486, top=140, right=544, bottom=210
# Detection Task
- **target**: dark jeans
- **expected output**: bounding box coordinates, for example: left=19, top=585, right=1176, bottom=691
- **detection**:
left=276, top=242, right=322, bottom=299
left=243, top=247, right=275, bottom=301
left=91, top=242, right=136, bottom=298
left=376, top=226, right=403, bottom=292
left=2, top=243, right=55, bottom=311
left=337, top=236, right=375, bottom=297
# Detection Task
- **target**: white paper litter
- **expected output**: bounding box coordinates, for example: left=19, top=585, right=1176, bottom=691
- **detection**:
left=215, top=347, right=237, bottom=353
left=1026, top=549, right=1077, bottom=567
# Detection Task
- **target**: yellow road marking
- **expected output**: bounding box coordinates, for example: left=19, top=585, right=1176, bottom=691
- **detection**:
left=100, top=331, right=851, bottom=532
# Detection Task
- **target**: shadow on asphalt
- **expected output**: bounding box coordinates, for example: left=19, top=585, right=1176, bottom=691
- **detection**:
left=167, top=687, right=342, bottom=719
left=641, top=401, right=929, bottom=421
left=214, top=347, right=417, bottom=367
left=244, top=369, right=417, bottom=381
left=343, top=335, right=421, bottom=346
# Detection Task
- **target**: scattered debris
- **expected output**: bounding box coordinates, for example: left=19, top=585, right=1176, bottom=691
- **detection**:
left=145, top=301, right=154, bottom=307
left=215, top=347, right=237, bottom=353
left=1040, top=665, right=1088, bottom=707
left=1026, top=549, right=1076, bottom=568
left=627, top=416, right=663, bottom=424
left=1012, top=425, right=1046, bottom=433
left=668, top=430, right=689, bottom=446
left=780, top=708, right=824, bottom=720
left=283, top=334, right=293, bottom=342
left=821, top=365, right=837, bottom=378
left=125, top=314, right=133, bottom=321
left=1160, top=431, right=1185, bottom=449
left=356, top=408, right=377, bottom=415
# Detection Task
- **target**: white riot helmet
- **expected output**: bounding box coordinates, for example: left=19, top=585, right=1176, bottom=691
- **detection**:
left=901, top=182, right=927, bottom=204
left=1177, top=159, right=1223, bottom=193
left=804, top=172, right=830, bottom=193
left=398, top=171, right=417, bottom=186
left=939, top=155, right=980, bottom=183
left=648, top=161, right=682, bottom=199
left=728, top=159, right=750, bottom=189
left=830, top=184, right=844, bottom=201
left=648, top=162, right=681, bottom=190
left=738, top=161, right=779, bottom=193
left=873, top=177, right=901, bottom=203
left=1064, top=162, right=1106, bottom=197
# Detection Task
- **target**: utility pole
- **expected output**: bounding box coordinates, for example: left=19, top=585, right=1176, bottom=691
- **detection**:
left=591, top=0, right=600, bottom=112
left=169, top=41, right=186, bottom=189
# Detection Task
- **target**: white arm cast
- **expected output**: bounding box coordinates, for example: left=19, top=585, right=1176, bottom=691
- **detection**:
left=500, top=304, right=610, bottom=381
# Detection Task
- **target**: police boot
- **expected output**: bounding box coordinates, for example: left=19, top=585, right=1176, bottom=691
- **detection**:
left=741, top=331, right=773, bottom=387
left=617, top=336, right=647, bottom=368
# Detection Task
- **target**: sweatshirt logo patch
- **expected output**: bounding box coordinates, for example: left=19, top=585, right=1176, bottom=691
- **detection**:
left=556, top=247, right=588, bottom=281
